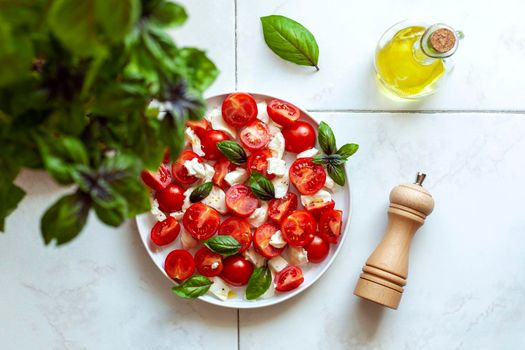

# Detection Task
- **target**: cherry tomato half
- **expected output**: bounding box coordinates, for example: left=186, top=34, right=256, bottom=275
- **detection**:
left=171, top=150, right=203, bottom=185
left=221, top=93, right=258, bottom=128
left=253, top=223, right=285, bottom=258
left=281, top=210, right=316, bottom=247
left=164, top=249, right=195, bottom=282
left=304, top=236, right=330, bottom=263
left=213, top=157, right=235, bottom=190
left=194, top=247, right=223, bottom=277
left=247, top=149, right=274, bottom=179
left=186, top=119, right=210, bottom=138
left=289, top=158, right=326, bottom=195
left=275, top=266, right=304, bottom=292
left=268, top=192, right=298, bottom=224
left=150, top=217, right=181, bottom=246
left=304, top=199, right=335, bottom=220
left=218, top=217, right=252, bottom=253
left=201, top=130, right=231, bottom=160
left=267, top=99, right=301, bottom=127
left=220, top=255, right=254, bottom=286
left=155, top=183, right=185, bottom=212
left=182, top=203, right=221, bottom=240
left=141, top=162, right=171, bottom=191
left=282, top=121, right=316, bottom=153
left=225, top=184, right=259, bottom=217
left=239, top=121, right=270, bottom=151
left=319, top=209, right=342, bottom=244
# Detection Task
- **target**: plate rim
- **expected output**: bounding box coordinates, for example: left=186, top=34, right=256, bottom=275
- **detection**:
left=135, top=92, right=352, bottom=309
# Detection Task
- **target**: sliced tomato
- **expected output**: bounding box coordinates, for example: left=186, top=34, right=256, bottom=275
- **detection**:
left=225, top=184, right=259, bottom=217
left=275, top=266, right=304, bottom=292
left=319, top=209, right=342, bottom=244
left=194, top=247, right=223, bottom=277
left=304, top=236, right=330, bottom=263
left=220, top=255, right=254, bottom=286
left=247, top=149, right=274, bottom=179
left=282, top=121, right=316, bottom=153
left=268, top=192, right=298, bottom=224
left=201, top=130, right=231, bottom=160
left=304, top=200, right=335, bottom=220
left=221, top=93, right=258, bottom=128
left=164, top=249, right=195, bottom=282
left=171, top=150, right=203, bottom=185
left=218, top=217, right=252, bottom=253
left=182, top=203, right=221, bottom=240
left=280, top=210, right=316, bottom=247
left=150, top=217, right=181, bottom=246
left=253, top=223, right=285, bottom=258
left=155, top=183, right=185, bottom=212
left=140, top=162, right=171, bottom=191
left=239, top=121, right=270, bottom=151
left=186, top=119, right=210, bottom=138
left=213, top=158, right=235, bottom=190
left=267, top=99, right=301, bottom=127
left=289, top=158, right=326, bottom=195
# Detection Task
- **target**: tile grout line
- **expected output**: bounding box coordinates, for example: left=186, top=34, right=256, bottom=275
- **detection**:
left=234, top=0, right=238, bottom=91
left=306, top=109, right=525, bottom=114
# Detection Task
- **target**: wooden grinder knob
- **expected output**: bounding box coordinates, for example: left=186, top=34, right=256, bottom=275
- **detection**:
left=354, top=172, right=434, bottom=309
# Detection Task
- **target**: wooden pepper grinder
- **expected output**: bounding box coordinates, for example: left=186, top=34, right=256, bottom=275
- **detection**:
left=354, top=172, right=434, bottom=309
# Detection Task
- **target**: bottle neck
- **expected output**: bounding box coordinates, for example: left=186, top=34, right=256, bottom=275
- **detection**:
left=412, top=39, right=437, bottom=65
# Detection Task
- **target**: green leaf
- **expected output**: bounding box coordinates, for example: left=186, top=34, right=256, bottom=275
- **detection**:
left=111, top=177, right=150, bottom=217
left=245, top=266, right=272, bottom=300
left=0, top=20, right=33, bottom=86
left=260, top=15, right=319, bottom=70
left=217, top=141, right=247, bottom=165
left=190, top=182, right=213, bottom=203
left=96, top=0, right=140, bottom=42
left=204, top=236, right=241, bottom=257
left=0, top=181, right=25, bottom=232
left=327, top=164, right=346, bottom=186
left=312, top=153, right=345, bottom=167
left=41, top=192, right=91, bottom=245
left=158, top=111, right=186, bottom=163
left=175, top=48, right=219, bottom=92
left=249, top=171, right=275, bottom=201
left=93, top=201, right=127, bottom=227
left=337, top=143, right=359, bottom=159
left=48, top=0, right=107, bottom=57
left=318, top=121, right=337, bottom=155
left=172, top=275, right=212, bottom=299
left=150, top=1, right=187, bottom=28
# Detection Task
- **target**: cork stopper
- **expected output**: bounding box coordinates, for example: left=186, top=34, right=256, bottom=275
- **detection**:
left=429, top=28, right=456, bottom=53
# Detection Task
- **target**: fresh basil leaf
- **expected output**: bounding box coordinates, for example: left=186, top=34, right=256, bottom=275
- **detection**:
left=150, top=1, right=187, bottom=28
left=204, top=235, right=241, bottom=257
left=327, top=164, right=346, bottom=186
left=175, top=48, right=219, bottom=92
left=41, top=192, right=91, bottom=245
left=260, top=15, right=319, bottom=70
left=337, top=143, right=359, bottom=159
left=0, top=180, right=25, bottom=232
left=249, top=171, right=275, bottom=201
left=246, top=266, right=272, bottom=300
left=96, top=0, right=140, bottom=42
left=312, top=153, right=345, bottom=167
left=190, top=182, right=213, bottom=203
left=93, top=201, right=127, bottom=227
left=172, top=275, right=212, bottom=299
left=111, top=177, right=150, bottom=217
left=217, top=141, right=247, bottom=165
left=318, top=121, right=337, bottom=155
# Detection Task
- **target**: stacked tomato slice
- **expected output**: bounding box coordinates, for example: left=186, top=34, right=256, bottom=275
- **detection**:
left=140, top=92, right=345, bottom=297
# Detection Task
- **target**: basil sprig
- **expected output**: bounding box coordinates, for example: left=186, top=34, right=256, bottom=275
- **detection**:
left=190, top=182, right=213, bottom=203
left=249, top=171, right=275, bottom=201
left=260, top=15, right=320, bottom=71
left=217, top=141, right=247, bottom=165
left=313, top=122, right=359, bottom=186
left=204, top=235, right=241, bottom=256
left=245, top=265, right=272, bottom=300
left=172, top=275, right=212, bottom=299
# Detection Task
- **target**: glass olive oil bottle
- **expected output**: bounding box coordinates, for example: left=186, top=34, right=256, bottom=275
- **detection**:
left=375, top=21, right=463, bottom=99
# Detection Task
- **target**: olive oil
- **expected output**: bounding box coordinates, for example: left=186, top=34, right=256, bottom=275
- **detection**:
left=375, top=22, right=463, bottom=99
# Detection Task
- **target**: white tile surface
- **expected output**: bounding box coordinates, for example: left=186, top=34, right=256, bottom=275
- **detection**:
left=239, top=113, right=525, bottom=349
left=237, top=0, right=525, bottom=110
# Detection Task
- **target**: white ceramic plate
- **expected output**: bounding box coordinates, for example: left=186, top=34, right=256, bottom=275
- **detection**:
left=136, top=93, right=351, bottom=309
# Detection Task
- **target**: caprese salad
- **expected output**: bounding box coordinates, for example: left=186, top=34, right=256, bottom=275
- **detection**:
left=141, top=93, right=358, bottom=301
